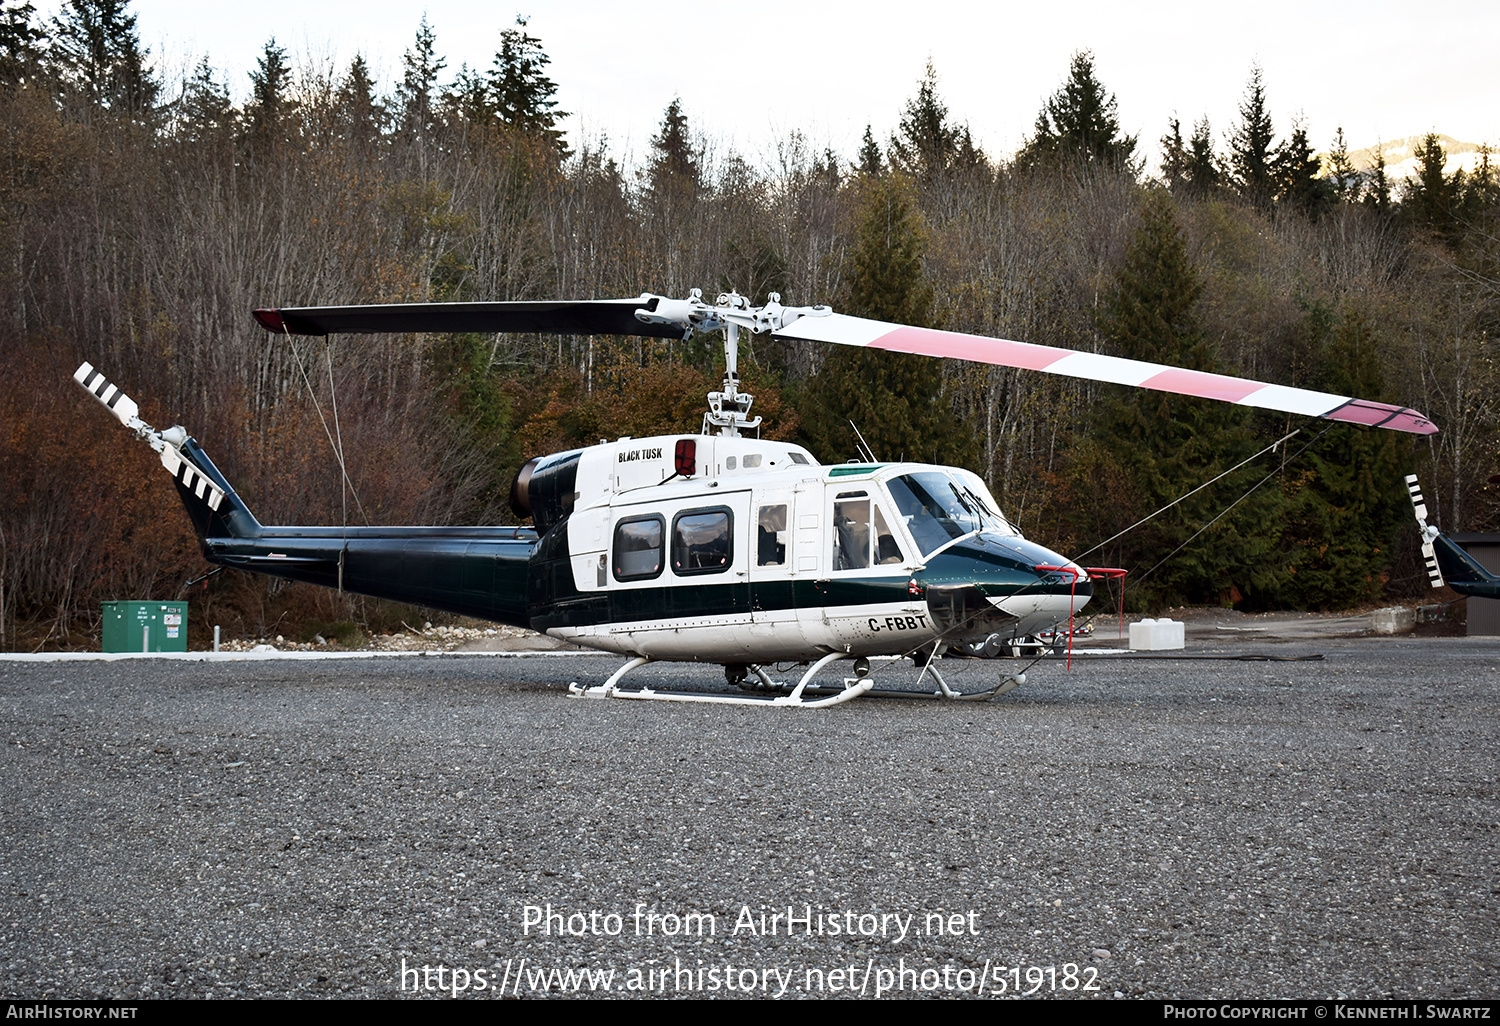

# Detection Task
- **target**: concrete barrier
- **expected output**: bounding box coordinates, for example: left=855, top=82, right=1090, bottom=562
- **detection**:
left=1371, top=607, right=1417, bottom=635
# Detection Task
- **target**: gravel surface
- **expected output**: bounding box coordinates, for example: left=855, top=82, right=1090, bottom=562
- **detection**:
left=2, top=636, right=1497, bottom=1000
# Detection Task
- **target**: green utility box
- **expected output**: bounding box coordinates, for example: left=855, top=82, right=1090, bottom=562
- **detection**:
left=102, top=601, right=188, bottom=653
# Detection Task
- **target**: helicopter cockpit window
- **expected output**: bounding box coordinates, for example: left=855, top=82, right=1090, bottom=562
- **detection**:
left=833, top=493, right=871, bottom=571
left=613, top=515, right=665, bottom=581
left=672, top=508, right=732, bottom=575
left=757, top=504, right=787, bottom=566
left=887, top=472, right=1014, bottom=558
left=788, top=452, right=809, bottom=465
left=832, top=493, right=904, bottom=570
left=873, top=505, right=904, bottom=564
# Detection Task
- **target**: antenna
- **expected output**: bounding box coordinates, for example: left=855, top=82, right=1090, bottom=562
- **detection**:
left=849, top=420, right=880, bottom=463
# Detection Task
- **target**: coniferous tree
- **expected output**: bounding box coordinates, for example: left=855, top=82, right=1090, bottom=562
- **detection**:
left=1403, top=132, right=1459, bottom=239
left=857, top=125, right=882, bottom=175
left=489, top=15, right=567, bottom=153
left=394, top=15, right=444, bottom=140
left=1229, top=65, right=1278, bottom=207
left=1017, top=50, right=1137, bottom=172
left=1100, top=194, right=1208, bottom=368
left=801, top=173, right=963, bottom=466
left=1160, top=116, right=1188, bottom=192
left=174, top=56, right=231, bottom=144
left=0, top=0, right=44, bottom=86
left=844, top=174, right=936, bottom=326
left=888, top=60, right=959, bottom=180
left=647, top=97, right=699, bottom=199
left=1280, top=304, right=1406, bottom=609
left=1184, top=117, right=1221, bottom=196
left=244, top=37, right=294, bottom=154
left=814, top=147, right=842, bottom=191
left=952, top=125, right=985, bottom=174
left=442, top=63, right=492, bottom=126
left=1327, top=127, right=1360, bottom=203
left=1455, top=148, right=1500, bottom=328
left=1457, top=146, right=1498, bottom=245
left=1276, top=119, right=1333, bottom=218
left=1364, top=144, right=1391, bottom=215
left=337, top=54, right=384, bottom=152
left=1085, top=193, right=1280, bottom=606
left=50, top=0, right=155, bottom=116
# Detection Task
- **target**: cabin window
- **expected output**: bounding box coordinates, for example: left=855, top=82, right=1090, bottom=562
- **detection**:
left=613, top=515, right=665, bottom=581
left=672, top=508, right=732, bottom=575
left=743, top=454, right=762, bottom=468
left=725, top=456, right=737, bottom=470
left=757, top=504, right=787, bottom=566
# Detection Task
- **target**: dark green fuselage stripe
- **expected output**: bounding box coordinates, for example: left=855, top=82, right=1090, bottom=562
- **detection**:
left=203, top=524, right=1091, bottom=635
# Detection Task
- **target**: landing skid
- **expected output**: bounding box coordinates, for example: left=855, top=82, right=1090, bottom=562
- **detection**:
left=788, top=658, right=1024, bottom=702
left=568, top=652, right=873, bottom=707
left=566, top=652, right=1023, bottom=708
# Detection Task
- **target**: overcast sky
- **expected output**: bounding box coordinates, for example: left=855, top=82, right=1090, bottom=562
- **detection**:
left=59, top=0, right=1500, bottom=171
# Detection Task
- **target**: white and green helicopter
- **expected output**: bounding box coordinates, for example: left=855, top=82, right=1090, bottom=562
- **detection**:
left=77, top=289, right=1436, bottom=707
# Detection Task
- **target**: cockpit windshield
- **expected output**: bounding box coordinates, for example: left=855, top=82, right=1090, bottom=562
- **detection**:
left=886, top=471, right=1018, bottom=558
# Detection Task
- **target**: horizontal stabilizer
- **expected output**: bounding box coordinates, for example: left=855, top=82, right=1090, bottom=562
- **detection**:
left=215, top=554, right=338, bottom=569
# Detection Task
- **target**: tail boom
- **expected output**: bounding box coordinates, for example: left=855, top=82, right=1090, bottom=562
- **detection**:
left=76, top=361, right=537, bottom=627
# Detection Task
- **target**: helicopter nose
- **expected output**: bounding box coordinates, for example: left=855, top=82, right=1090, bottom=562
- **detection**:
left=914, top=535, right=1092, bottom=642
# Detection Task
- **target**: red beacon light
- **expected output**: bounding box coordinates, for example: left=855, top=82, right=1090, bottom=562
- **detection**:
left=674, top=438, right=696, bottom=477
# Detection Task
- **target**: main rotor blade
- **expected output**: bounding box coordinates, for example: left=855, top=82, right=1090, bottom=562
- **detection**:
left=774, top=313, right=1437, bottom=435
left=252, top=297, right=689, bottom=340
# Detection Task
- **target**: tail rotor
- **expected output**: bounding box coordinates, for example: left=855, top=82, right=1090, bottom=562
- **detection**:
left=1405, top=474, right=1444, bottom=590
left=75, top=362, right=227, bottom=514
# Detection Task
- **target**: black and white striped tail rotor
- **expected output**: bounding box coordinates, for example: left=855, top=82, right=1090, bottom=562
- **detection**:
left=74, top=362, right=143, bottom=429
left=74, top=361, right=226, bottom=513
left=1405, top=473, right=1444, bottom=590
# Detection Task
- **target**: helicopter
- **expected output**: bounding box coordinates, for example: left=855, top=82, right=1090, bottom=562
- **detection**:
left=1406, top=475, right=1500, bottom=600
left=76, top=289, right=1437, bottom=706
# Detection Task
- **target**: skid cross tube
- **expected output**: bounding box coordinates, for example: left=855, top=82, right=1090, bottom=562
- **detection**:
left=568, top=651, right=873, bottom=708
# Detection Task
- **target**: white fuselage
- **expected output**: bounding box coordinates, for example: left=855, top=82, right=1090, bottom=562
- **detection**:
left=543, top=434, right=1088, bottom=663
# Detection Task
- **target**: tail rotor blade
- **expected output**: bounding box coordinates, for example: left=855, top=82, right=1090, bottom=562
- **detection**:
left=1405, top=474, right=1444, bottom=589
left=1404, top=474, right=1429, bottom=523
left=74, top=362, right=142, bottom=429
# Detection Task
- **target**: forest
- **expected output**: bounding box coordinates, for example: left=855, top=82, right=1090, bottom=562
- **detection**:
left=1, top=2, right=1496, bottom=648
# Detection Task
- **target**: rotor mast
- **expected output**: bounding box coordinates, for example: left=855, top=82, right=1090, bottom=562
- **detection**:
left=632, top=288, right=831, bottom=438
left=704, top=291, right=757, bottom=437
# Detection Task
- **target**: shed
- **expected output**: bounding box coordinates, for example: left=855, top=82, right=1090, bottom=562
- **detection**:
left=1451, top=533, right=1500, bottom=636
